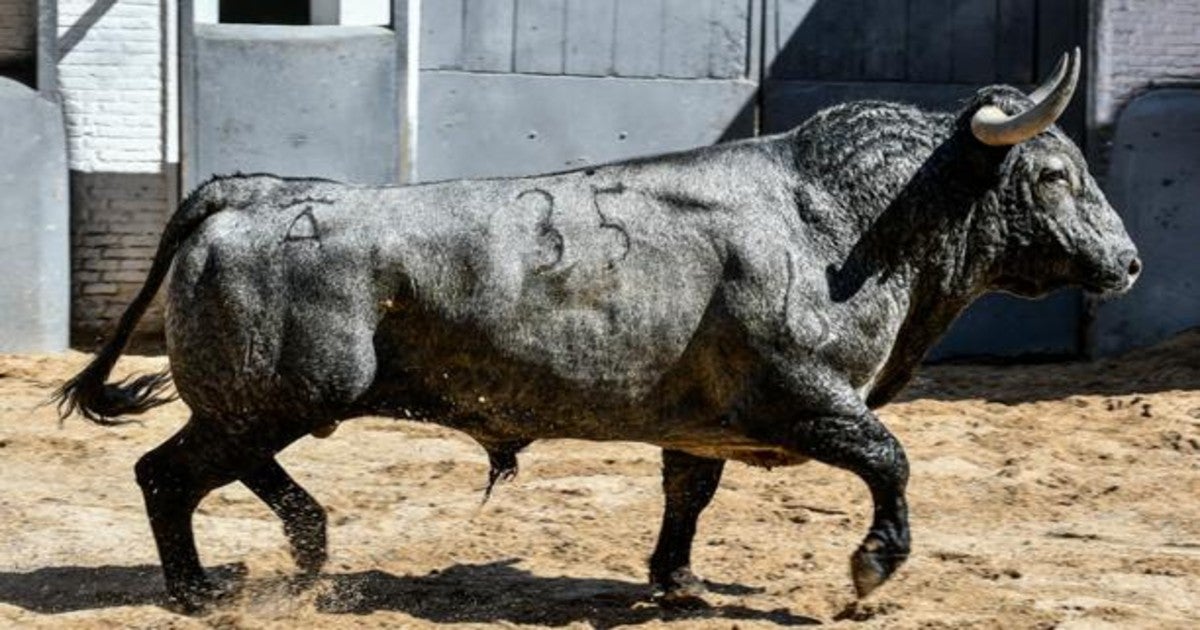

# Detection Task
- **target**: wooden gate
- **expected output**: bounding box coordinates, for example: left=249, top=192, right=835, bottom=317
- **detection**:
left=762, top=0, right=1090, bottom=358
left=415, top=0, right=760, bottom=181
left=763, top=0, right=1088, bottom=139
left=414, top=0, right=1090, bottom=357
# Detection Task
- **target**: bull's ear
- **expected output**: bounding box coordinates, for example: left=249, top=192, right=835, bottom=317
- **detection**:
left=970, top=47, right=1079, bottom=146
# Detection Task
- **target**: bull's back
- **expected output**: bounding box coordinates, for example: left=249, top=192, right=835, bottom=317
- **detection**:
left=162, top=166, right=757, bottom=443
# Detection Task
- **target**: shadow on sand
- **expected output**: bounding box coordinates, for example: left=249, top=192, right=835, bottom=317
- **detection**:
left=897, top=329, right=1200, bottom=405
left=0, top=563, right=245, bottom=613
left=315, top=559, right=818, bottom=627
left=0, top=559, right=821, bottom=627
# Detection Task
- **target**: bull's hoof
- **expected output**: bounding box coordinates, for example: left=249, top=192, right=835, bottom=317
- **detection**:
left=294, top=548, right=327, bottom=576
left=284, top=513, right=328, bottom=575
left=164, top=566, right=245, bottom=614
left=652, top=566, right=710, bottom=609
left=165, top=578, right=233, bottom=614
left=850, top=536, right=908, bottom=598
left=290, top=537, right=327, bottom=575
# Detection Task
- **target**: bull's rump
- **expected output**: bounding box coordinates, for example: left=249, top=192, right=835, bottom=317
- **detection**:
left=164, top=173, right=756, bottom=444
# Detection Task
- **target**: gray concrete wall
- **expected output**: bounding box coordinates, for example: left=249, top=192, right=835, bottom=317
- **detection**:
left=1086, top=0, right=1200, bottom=355
left=1094, top=89, right=1200, bottom=355
left=186, top=24, right=400, bottom=189
left=0, top=78, right=69, bottom=352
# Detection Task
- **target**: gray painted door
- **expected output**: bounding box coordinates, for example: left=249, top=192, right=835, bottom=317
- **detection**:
left=416, top=0, right=761, bottom=182
left=182, top=19, right=405, bottom=191
left=763, top=0, right=1090, bottom=358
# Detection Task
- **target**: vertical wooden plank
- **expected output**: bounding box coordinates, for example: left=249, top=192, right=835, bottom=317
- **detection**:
left=772, top=0, right=818, bottom=79
left=1036, top=0, right=1077, bottom=77
left=996, top=0, right=1035, bottom=85
left=613, top=0, right=663, bottom=77
left=421, top=0, right=464, bottom=70
left=514, top=0, right=565, bottom=74
left=906, top=0, right=952, bottom=82
left=812, top=0, right=863, bottom=80
left=950, top=0, right=997, bottom=83
left=747, top=0, right=763, bottom=84
left=462, top=0, right=515, bottom=72
left=1037, top=0, right=1087, bottom=143
left=36, top=0, right=59, bottom=96
left=661, top=0, right=711, bottom=78
left=565, top=0, right=616, bottom=76
left=708, top=0, right=750, bottom=79
left=862, top=0, right=906, bottom=80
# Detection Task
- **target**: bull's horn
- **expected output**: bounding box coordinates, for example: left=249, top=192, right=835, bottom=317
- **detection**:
left=971, top=47, right=1080, bottom=146
left=1027, top=52, right=1068, bottom=103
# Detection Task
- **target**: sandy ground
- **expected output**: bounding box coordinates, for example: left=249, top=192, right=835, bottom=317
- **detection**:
left=0, top=333, right=1197, bottom=629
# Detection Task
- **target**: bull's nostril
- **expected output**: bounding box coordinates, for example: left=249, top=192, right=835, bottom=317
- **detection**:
left=1128, top=257, right=1142, bottom=277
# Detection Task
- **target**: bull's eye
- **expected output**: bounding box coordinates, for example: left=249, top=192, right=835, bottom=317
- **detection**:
left=1038, top=168, right=1070, bottom=187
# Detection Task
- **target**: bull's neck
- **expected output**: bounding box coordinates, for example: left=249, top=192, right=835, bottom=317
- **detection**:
left=817, top=132, right=1004, bottom=406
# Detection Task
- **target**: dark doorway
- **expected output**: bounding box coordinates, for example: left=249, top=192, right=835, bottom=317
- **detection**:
left=220, top=0, right=310, bottom=25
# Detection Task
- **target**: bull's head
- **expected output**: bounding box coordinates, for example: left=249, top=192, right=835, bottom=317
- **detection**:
left=964, top=49, right=1140, bottom=298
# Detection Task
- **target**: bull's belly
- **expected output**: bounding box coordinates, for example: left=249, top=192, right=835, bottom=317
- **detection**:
left=359, top=305, right=809, bottom=467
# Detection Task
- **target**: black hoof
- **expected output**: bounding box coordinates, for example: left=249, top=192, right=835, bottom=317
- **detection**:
left=293, top=544, right=327, bottom=575
left=164, top=566, right=244, bottom=614
left=165, top=580, right=227, bottom=614
left=652, top=566, right=710, bottom=608
left=850, top=536, right=908, bottom=598
left=285, top=520, right=327, bottom=575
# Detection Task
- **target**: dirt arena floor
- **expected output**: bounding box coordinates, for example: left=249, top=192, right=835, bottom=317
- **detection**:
left=1, top=331, right=1197, bottom=629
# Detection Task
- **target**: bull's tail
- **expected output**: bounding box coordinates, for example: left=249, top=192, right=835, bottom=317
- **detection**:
left=52, top=181, right=226, bottom=425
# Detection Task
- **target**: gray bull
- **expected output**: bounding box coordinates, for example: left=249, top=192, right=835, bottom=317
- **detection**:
left=56, top=49, right=1139, bottom=610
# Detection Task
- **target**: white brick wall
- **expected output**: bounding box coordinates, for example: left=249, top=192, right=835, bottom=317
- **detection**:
left=0, top=0, right=35, bottom=65
left=1094, top=0, right=1200, bottom=127
left=57, top=0, right=173, bottom=341
left=58, top=0, right=165, bottom=172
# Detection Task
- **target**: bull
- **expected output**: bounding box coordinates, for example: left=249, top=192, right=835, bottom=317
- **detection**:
left=55, top=49, right=1139, bottom=610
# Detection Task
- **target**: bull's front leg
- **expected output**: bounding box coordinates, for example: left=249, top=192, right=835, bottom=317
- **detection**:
left=649, top=449, right=725, bottom=603
left=785, top=410, right=910, bottom=597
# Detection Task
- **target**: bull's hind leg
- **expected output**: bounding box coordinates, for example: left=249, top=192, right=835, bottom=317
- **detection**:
left=135, top=416, right=308, bottom=610
left=784, top=410, right=910, bottom=598
left=241, top=458, right=327, bottom=574
left=136, top=419, right=239, bottom=609
left=649, top=449, right=725, bottom=602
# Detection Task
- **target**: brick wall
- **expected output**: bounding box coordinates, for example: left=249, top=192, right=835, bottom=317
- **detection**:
left=58, top=0, right=164, bottom=171
left=69, top=172, right=173, bottom=346
left=0, top=0, right=35, bottom=65
left=57, top=0, right=173, bottom=344
left=1091, top=0, right=1200, bottom=174
left=1094, top=0, right=1200, bottom=126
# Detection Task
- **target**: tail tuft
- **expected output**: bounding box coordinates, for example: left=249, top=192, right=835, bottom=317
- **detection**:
left=52, top=176, right=229, bottom=426
left=52, top=365, right=175, bottom=426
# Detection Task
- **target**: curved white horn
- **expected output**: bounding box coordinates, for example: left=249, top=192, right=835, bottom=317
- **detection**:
left=971, top=47, right=1080, bottom=146
left=1028, top=52, right=1068, bottom=103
